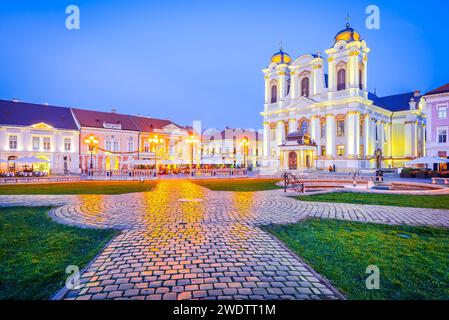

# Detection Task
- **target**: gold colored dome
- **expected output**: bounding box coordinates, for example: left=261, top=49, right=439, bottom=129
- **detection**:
left=271, top=49, right=291, bottom=64
left=335, top=23, right=361, bottom=43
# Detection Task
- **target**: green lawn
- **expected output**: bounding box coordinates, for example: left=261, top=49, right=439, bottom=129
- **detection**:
left=297, top=192, right=449, bottom=210
left=192, top=178, right=283, bottom=192
left=264, top=219, right=449, bottom=300
left=0, top=207, right=118, bottom=299
left=0, top=181, right=157, bottom=195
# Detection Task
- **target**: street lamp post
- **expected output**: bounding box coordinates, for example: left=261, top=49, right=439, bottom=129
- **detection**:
left=239, top=137, right=250, bottom=168
left=186, top=134, right=199, bottom=176
left=84, top=134, right=99, bottom=178
left=148, top=135, right=164, bottom=177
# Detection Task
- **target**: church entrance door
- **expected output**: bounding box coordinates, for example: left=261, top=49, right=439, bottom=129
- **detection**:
left=288, top=152, right=297, bottom=170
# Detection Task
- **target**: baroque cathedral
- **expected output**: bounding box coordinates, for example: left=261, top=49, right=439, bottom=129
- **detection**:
left=261, top=22, right=426, bottom=172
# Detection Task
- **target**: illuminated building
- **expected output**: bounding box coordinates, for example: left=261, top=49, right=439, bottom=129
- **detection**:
left=261, top=22, right=426, bottom=172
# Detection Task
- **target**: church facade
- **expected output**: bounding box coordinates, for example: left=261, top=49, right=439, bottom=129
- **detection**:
left=261, top=22, right=426, bottom=172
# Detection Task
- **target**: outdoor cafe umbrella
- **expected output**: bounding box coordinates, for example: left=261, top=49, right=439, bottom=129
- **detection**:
left=130, top=159, right=154, bottom=166
left=405, top=156, right=449, bottom=166
left=15, top=156, right=49, bottom=164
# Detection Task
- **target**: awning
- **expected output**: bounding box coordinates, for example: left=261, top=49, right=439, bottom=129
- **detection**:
left=15, top=156, right=49, bottom=164
left=161, top=159, right=188, bottom=165
left=201, top=158, right=223, bottom=165
left=405, top=156, right=449, bottom=166
left=130, top=159, right=154, bottom=165
left=0, top=159, right=7, bottom=163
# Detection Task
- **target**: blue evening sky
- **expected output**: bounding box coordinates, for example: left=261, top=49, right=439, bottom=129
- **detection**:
left=0, top=0, right=448, bottom=130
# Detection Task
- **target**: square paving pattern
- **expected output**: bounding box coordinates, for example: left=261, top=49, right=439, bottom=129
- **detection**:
left=1, top=180, right=448, bottom=300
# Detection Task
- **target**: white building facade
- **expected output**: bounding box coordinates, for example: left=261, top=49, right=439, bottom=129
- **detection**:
left=261, top=23, right=426, bottom=172
left=0, top=100, right=80, bottom=174
left=201, top=128, right=263, bottom=167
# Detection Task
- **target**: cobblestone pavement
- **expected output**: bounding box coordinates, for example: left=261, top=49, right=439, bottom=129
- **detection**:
left=1, top=180, right=448, bottom=300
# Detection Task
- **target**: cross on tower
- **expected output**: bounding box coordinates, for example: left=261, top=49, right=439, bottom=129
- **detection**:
left=345, top=13, right=351, bottom=27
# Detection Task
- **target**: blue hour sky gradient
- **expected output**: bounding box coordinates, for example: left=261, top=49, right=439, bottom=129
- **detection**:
left=0, top=0, right=448, bottom=129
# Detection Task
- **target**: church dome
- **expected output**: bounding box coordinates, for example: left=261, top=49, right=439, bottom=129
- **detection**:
left=334, top=23, right=361, bottom=43
left=271, top=49, right=292, bottom=64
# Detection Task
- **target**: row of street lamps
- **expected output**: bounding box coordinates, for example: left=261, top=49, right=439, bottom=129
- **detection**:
left=84, top=134, right=250, bottom=173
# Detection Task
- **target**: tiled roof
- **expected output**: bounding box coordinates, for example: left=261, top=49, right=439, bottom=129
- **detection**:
left=425, top=83, right=449, bottom=96
left=131, top=115, right=178, bottom=132
left=370, top=92, right=420, bottom=112
left=0, top=99, right=78, bottom=130
left=71, top=108, right=140, bottom=131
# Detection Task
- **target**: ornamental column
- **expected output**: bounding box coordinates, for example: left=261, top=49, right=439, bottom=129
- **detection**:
left=378, top=120, right=385, bottom=153
left=404, top=121, right=412, bottom=157
left=263, top=122, right=269, bottom=157
left=311, top=116, right=321, bottom=156
left=326, top=114, right=335, bottom=156
left=264, top=76, right=270, bottom=104
left=278, top=71, right=287, bottom=101
left=354, top=112, right=360, bottom=157
left=346, top=112, right=356, bottom=156
left=364, top=114, right=370, bottom=158
left=290, top=71, right=298, bottom=99
left=276, top=121, right=285, bottom=155
left=288, top=118, right=296, bottom=133
left=348, top=51, right=359, bottom=88
left=384, top=122, right=392, bottom=157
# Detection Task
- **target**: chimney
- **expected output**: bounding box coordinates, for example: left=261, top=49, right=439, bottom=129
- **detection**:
left=111, top=108, right=117, bottom=113
left=414, top=90, right=421, bottom=97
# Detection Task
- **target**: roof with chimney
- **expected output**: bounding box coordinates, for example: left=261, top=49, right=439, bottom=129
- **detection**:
left=0, top=99, right=78, bottom=130
left=370, top=91, right=421, bottom=112
left=425, top=83, right=449, bottom=96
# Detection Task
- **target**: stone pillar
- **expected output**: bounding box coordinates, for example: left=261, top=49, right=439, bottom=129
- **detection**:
left=370, top=119, right=377, bottom=155
left=312, top=64, right=323, bottom=96
left=326, top=114, right=335, bottom=156
left=413, top=121, right=418, bottom=157
left=379, top=121, right=385, bottom=153
left=328, top=58, right=336, bottom=92
left=354, top=112, right=360, bottom=157
left=384, top=123, right=391, bottom=157
left=288, top=118, right=296, bottom=133
left=276, top=121, right=285, bottom=155
left=290, top=72, right=298, bottom=99
left=346, top=112, right=356, bottom=156
left=404, top=121, right=412, bottom=157
left=263, top=123, right=269, bottom=157
left=364, top=114, right=370, bottom=158
left=348, top=51, right=359, bottom=88
left=278, top=71, right=287, bottom=101
left=310, top=116, right=318, bottom=141
left=264, top=76, right=270, bottom=104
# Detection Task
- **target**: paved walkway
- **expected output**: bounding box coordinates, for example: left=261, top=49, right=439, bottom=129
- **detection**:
left=1, top=180, right=448, bottom=300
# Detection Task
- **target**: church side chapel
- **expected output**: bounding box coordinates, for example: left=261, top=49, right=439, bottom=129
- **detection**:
left=261, top=20, right=426, bottom=172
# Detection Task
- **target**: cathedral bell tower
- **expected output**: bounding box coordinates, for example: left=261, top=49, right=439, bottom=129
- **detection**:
left=325, top=20, right=370, bottom=94
left=262, top=46, right=292, bottom=107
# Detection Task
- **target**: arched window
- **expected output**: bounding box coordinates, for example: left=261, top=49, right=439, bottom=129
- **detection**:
left=301, top=77, right=310, bottom=97
left=299, top=120, right=309, bottom=136
left=286, top=78, right=291, bottom=95
left=337, top=69, right=346, bottom=91
left=359, top=69, right=363, bottom=90
left=271, top=85, right=277, bottom=103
